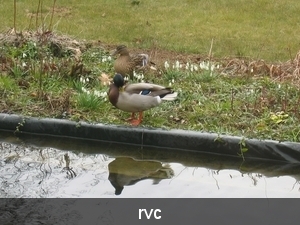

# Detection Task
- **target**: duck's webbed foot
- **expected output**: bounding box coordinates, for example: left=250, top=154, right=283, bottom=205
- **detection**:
left=129, top=112, right=143, bottom=126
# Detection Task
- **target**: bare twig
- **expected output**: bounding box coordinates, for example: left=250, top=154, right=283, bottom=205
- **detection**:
left=208, top=38, right=214, bottom=61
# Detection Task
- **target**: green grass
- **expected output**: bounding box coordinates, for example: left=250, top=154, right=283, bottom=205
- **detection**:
left=1, top=0, right=300, bottom=61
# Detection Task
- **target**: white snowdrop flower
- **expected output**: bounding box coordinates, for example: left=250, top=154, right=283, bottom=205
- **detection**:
left=22, top=62, right=26, bottom=67
left=251, top=68, right=254, bottom=73
left=141, top=74, right=144, bottom=80
left=100, top=92, right=107, bottom=98
left=164, top=61, right=170, bottom=69
left=107, top=56, right=112, bottom=61
left=190, top=65, right=194, bottom=72
left=278, top=84, right=281, bottom=89
left=86, top=77, right=89, bottom=83
left=175, top=60, right=180, bottom=70
left=185, top=62, right=190, bottom=70
left=194, top=65, right=198, bottom=71
left=86, top=90, right=90, bottom=95
left=206, top=63, right=210, bottom=70
left=93, top=90, right=100, bottom=97
left=211, top=64, right=215, bottom=72
left=22, top=52, right=27, bottom=58
left=199, top=61, right=205, bottom=70
left=33, top=42, right=36, bottom=47
left=80, top=77, right=83, bottom=83
left=169, top=79, right=175, bottom=87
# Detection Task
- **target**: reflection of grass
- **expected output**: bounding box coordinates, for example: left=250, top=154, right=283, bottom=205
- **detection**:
left=2, top=0, right=300, bottom=61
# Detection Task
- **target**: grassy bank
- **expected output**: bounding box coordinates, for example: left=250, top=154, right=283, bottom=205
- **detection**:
left=1, top=31, right=300, bottom=142
left=1, top=0, right=300, bottom=61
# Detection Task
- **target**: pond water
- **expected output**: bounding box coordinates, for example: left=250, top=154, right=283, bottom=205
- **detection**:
left=0, top=130, right=300, bottom=198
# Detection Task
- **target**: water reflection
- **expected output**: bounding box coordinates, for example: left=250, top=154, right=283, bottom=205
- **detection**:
left=108, top=157, right=174, bottom=195
left=0, top=130, right=300, bottom=197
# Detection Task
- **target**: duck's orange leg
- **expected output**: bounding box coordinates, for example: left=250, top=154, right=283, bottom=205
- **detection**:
left=130, top=112, right=143, bottom=126
left=126, top=112, right=136, bottom=121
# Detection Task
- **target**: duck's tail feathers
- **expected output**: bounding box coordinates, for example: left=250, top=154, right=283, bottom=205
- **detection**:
left=161, top=92, right=178, bottom=101
left=138, top=54, right=149, bottom=66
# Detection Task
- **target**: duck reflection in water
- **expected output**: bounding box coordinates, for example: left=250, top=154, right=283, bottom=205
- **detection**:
left=108, top=157, right=174, bottom=195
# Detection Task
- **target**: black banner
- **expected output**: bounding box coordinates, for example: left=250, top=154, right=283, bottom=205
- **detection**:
left=1, top=198, right=300, bottom=225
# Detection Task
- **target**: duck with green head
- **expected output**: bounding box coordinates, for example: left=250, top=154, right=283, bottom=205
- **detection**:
left=112, top=45, right=152, bottom=79
left=108, top=74, right=177, bottom=126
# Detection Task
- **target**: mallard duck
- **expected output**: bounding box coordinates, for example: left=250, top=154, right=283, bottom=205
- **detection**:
left=112, top=45, right=153, bottom=79
left=108, top=74, right=177, bottom=126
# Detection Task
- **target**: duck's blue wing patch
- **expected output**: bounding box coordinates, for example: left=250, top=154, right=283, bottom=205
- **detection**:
left=140, top=90, right=151, bottom=95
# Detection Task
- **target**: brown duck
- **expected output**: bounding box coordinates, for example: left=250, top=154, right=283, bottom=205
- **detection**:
left=108, top=74, right=177, bottom=126
left=112, top=45, right=153, bottom=79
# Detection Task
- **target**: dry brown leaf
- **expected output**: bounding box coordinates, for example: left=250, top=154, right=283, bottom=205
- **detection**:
left=99, top=73, right=112, bottom=86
